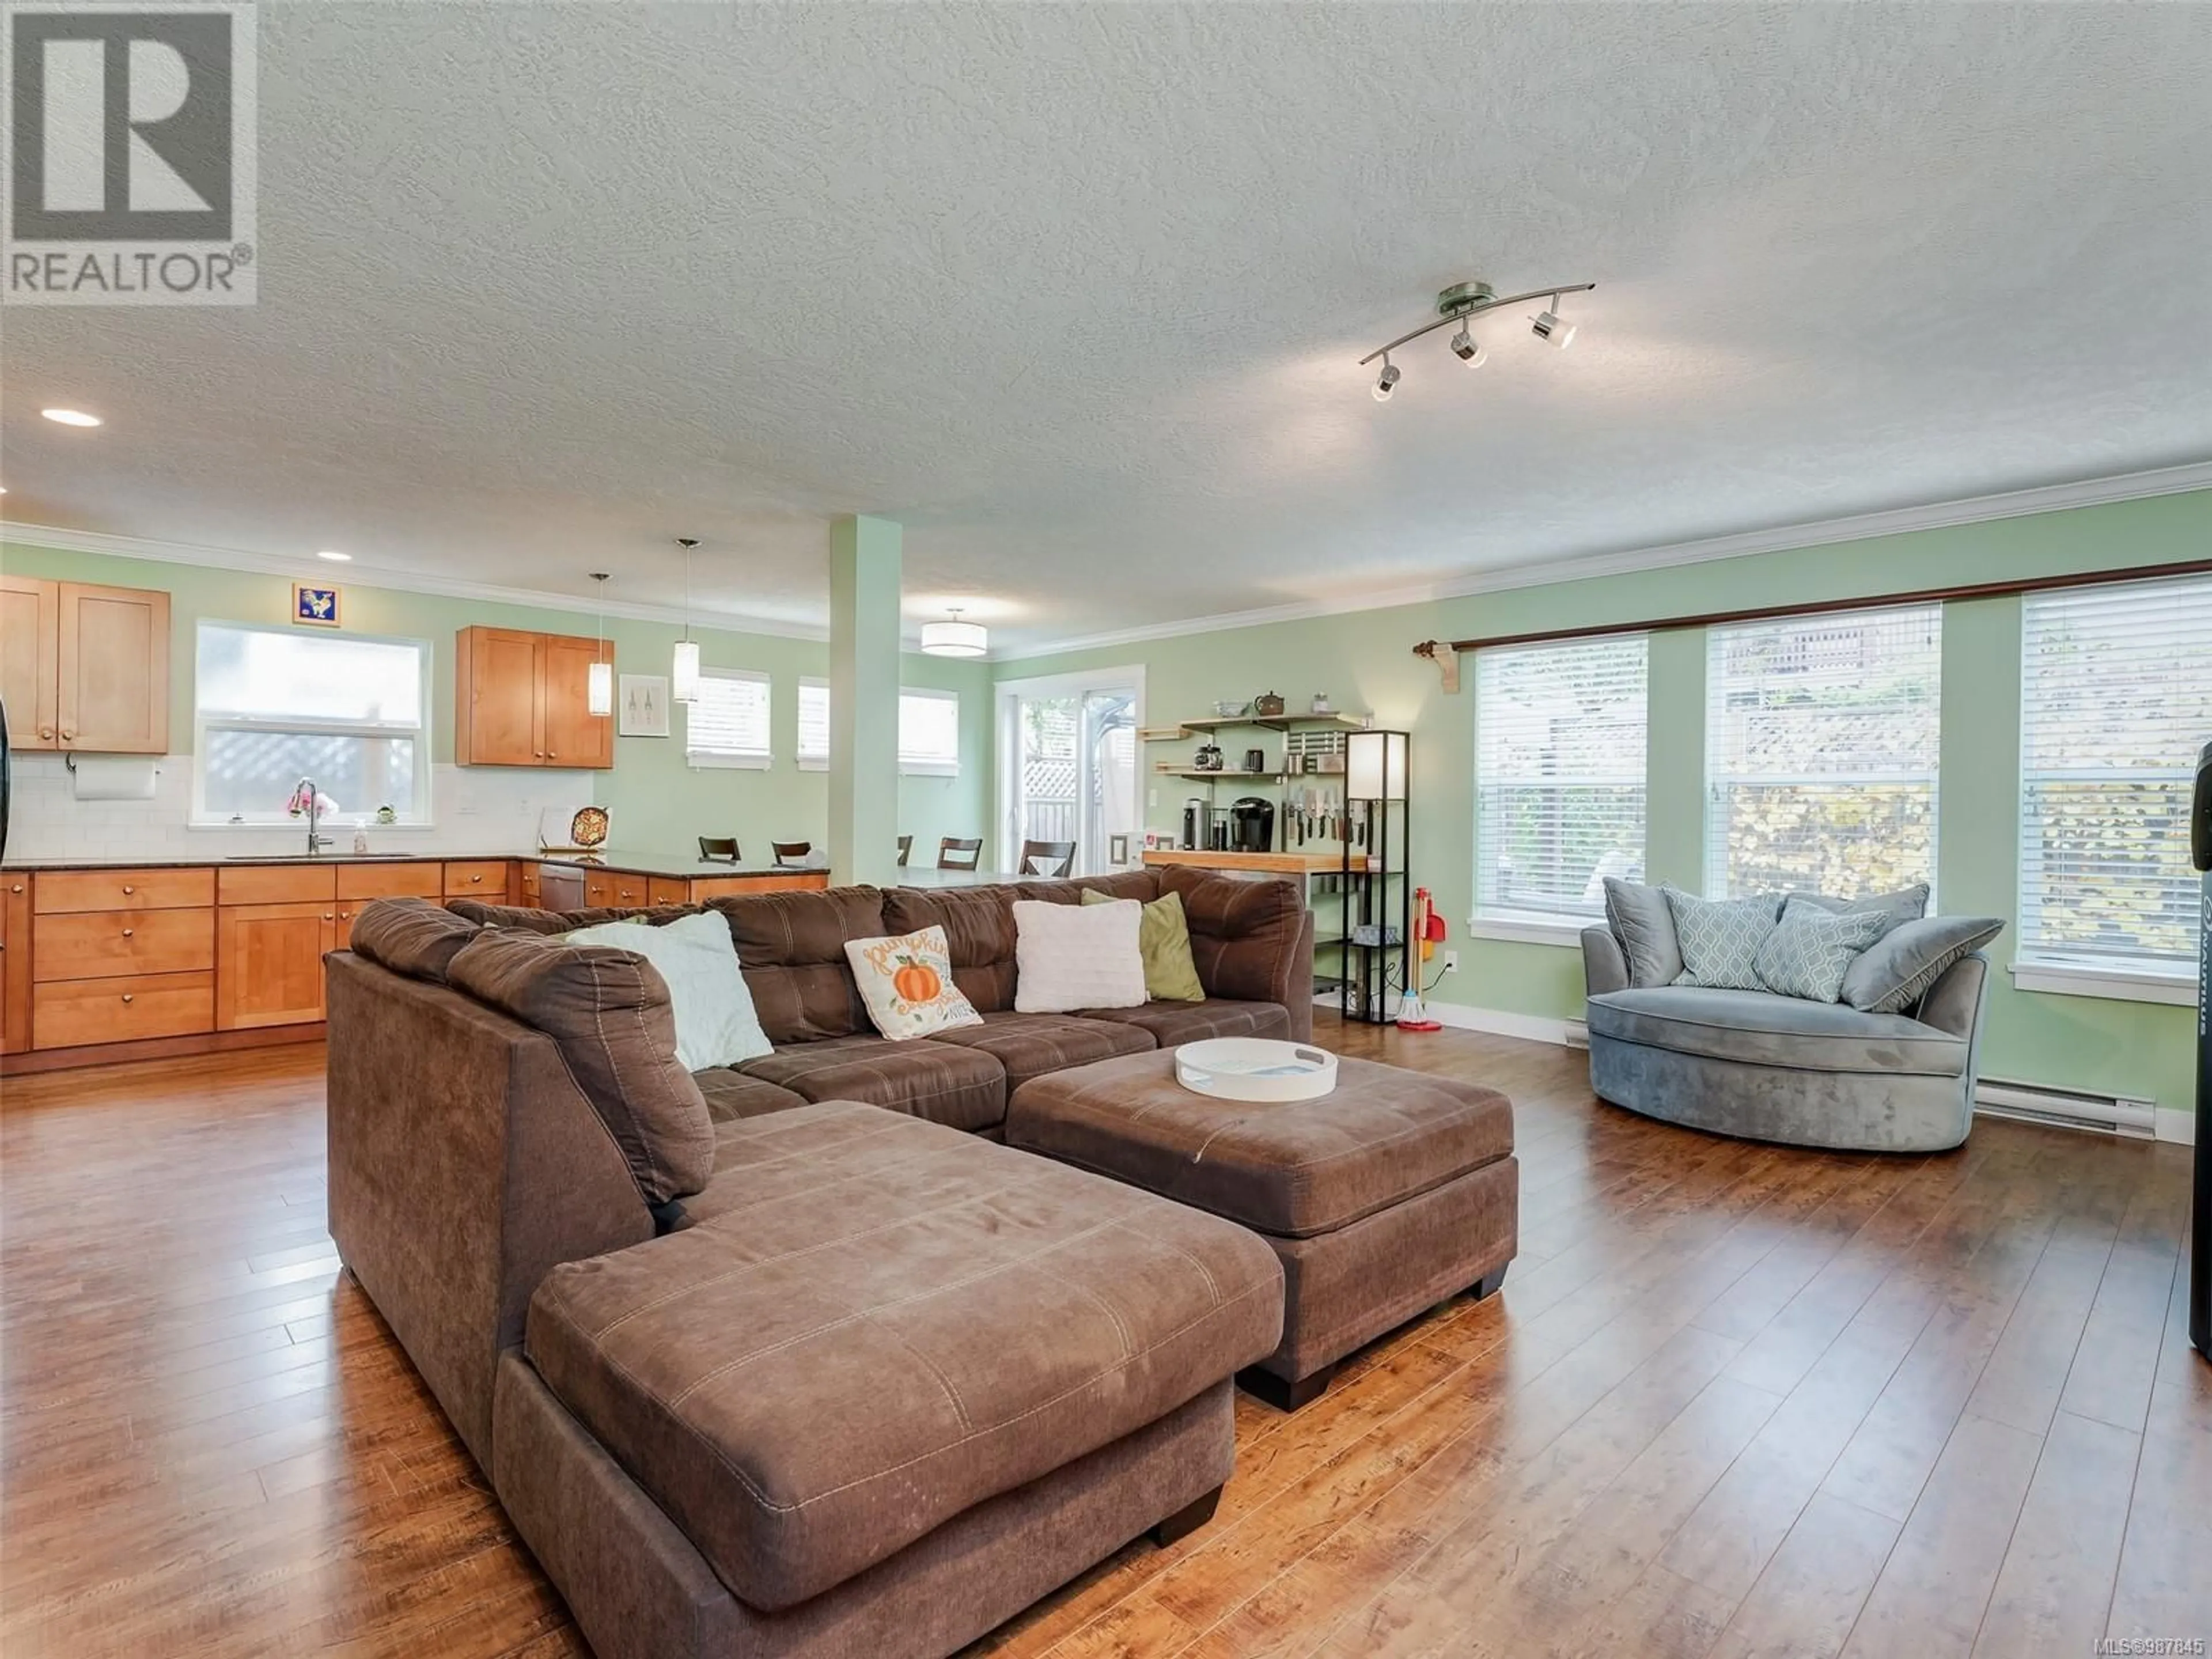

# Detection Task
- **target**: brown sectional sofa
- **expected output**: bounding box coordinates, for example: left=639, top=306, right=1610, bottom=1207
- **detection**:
left=327, top=870, right=1315, bottom=1659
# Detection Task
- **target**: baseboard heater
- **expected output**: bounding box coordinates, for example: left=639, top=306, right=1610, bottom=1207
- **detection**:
left=1563, top=1018, right=1589, bottom=1050
left=1974, top=1078, right=2156, bottom=1138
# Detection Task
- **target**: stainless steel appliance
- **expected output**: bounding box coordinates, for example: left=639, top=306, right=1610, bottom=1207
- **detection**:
left=1229, top=796, right=1275, bottom=854
left=1181, top=797, right=1213, bottom=851
left=2191, top=738, right=2211, bottom=1358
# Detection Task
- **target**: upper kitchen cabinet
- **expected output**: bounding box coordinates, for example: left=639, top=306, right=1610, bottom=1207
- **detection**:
left=453, top=626, right=613, bottom=768
left=2, top=577, right=170, bottom=753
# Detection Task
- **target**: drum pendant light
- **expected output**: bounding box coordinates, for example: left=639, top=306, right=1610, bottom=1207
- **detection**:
left=587, top=573, right=613, bottom=716
left=672, top=538, right=700, bottom=703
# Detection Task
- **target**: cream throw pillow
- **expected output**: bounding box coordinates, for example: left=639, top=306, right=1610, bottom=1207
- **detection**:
left=560, top=911, right=772, bottom=1070
left=1013, top=898, right=1148, bottom=1013
left=844, top=925, right=984, bottom=1041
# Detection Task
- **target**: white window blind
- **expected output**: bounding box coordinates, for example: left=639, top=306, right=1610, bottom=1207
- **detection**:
left=2020, top=573, right=2212, bottom=974
left=684, top=668, right=771, bottom=769
left=1475, top=635, right=1648, bottom=922
left=899, top=688, right=961, bottom=776
left=193, top=621, right=431, bottom=824
left=797, top=678, right=830, bottom=771
left=1706, top=603, right=1941, bottom=900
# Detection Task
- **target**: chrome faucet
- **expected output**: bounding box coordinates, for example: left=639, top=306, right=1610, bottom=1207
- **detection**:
left=294, top=778, right=334, bottom=855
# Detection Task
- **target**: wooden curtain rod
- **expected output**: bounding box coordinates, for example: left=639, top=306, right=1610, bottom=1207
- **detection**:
left=1425, top=557, right=2212, bottom=657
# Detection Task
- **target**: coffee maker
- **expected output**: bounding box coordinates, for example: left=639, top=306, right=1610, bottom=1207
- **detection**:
left=1181, top=797, right=1213, bottom=851
left=1229, top=796, right=1276, bottom=854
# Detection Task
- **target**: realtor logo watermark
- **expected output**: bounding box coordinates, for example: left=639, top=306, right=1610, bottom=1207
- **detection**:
left=3, top=2, right=256, bottom=304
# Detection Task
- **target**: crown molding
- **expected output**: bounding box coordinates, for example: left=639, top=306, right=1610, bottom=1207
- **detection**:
left=0, top=521, right=838, bottom=643
left=991, top=459, right=2212, bottom=661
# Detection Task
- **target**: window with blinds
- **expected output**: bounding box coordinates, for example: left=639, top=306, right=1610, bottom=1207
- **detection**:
left=1475, top=635, right=1648, bottom=923
left=1706, top=603, right=1941, bottom=900
left=2020, top=573, right=2212, bottom=974
left=683, top=668, right=771, bottom=769
left=899, top=688, right=961, bottom=775
left=797, top=678, right=830, bottom=771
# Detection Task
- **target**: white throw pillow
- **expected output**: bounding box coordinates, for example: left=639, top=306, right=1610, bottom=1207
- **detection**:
left=562, top=911, right=772, bottom=1070
left=844, top=926, right=985, bottom=1040
left=1012, top=897, right=1147, bottom=1013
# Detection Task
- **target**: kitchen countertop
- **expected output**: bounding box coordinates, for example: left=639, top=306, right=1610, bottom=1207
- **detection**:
left=536, top=849, right=827, bottom=881
left=0, top=847, right=813, bottom=878
left=1141, top=849, right=1343, bottom=874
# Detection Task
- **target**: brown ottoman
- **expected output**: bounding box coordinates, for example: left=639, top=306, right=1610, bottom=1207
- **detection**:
left=1006, top=1048, right=1518, bottom=1411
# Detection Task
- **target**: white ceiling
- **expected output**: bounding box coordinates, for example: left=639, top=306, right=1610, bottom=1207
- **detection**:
left=3, top=4, right=2209, bottom=654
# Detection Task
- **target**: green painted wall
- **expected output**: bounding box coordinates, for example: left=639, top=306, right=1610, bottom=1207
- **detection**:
left=0, top=539, right=994, bottom=863
left=997, top=488, right=2212, bottom=1112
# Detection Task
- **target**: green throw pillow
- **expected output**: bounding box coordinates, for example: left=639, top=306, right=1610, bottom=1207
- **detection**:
left=1082, top=887, right=1205, bottom=1002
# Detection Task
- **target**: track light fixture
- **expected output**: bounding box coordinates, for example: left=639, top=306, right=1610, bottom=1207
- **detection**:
left=1359, top=276, right=1594, bottom=397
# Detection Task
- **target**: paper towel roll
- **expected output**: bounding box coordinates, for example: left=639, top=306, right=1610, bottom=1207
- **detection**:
left=69, top=757, right=159, bottom=801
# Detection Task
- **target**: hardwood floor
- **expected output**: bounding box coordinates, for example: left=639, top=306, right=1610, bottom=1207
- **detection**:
left=3, top=1020, right=2206, bottom=1657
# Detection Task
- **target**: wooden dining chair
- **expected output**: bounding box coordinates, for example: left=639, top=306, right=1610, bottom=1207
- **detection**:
left=697, top=836, right=740, bottom=862
left=936, top=837, right=983, bottom=872
left=771, top=841, right=813, bottom=867
left=896, top=835, right=913, bottom=868
left=1018, top=839, right=1077, bottom=878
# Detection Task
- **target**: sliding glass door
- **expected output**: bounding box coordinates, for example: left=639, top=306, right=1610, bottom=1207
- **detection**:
left=997, top=671, right=1144, bottom=877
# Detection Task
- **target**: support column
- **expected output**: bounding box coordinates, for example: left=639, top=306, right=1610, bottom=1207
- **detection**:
left=828, top=514, right=902, bottom=887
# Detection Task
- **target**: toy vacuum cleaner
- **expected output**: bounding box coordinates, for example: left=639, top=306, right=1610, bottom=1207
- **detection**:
left=1396, top=887, right=1446, bottom=1032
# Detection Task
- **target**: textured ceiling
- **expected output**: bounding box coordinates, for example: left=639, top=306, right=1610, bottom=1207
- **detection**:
left=3, top=4, right=2209, bottom=652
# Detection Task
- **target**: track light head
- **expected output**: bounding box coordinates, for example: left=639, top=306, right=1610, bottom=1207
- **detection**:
left=1531, top=305, right=1576, bottom=349
left=1373, top=359, right=1401, bottom=402
left=1449, top=325, right=1487, bottom=366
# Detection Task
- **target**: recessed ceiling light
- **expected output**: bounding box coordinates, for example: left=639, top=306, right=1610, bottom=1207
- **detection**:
left=316, top=549, right=351, bottom=562
left=41, top=408, right=101, bottom=427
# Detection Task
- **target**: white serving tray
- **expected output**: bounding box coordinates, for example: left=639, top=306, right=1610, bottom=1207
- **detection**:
left=1175, top=1038, right=1339, bottom=1103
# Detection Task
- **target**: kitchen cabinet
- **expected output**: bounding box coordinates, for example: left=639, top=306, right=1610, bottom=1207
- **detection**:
left=1, top=878, right=29, bottom=1055
left=516, top=862, right=543, bottom=909
left=216, top=902, right=335, bottom=1029
left=454, top=626, right=612, bottom=769
left=2, top=577, right=169, bottom=753
left=335, top=863, right=445, bottom=950
left=442, top=861, right=510, bottom=906
left=37, top=972, right=214, bottom=1049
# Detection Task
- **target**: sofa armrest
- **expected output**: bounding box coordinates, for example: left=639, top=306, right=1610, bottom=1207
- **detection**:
left=1911, top=950, right=1989, bottom=1040
left=1581, top=926, right=1629, bottom=998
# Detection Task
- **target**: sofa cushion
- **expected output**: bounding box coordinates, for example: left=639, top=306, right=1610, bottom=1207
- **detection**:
left=347, top=897, right=478, bottom=983
left=709, top=887, right=886, bottom=1044
left=448, top=899, right=702, bottom=932
left=881, top=885, right=1024, bottom=1013
left=925, top=1010, right=1156, bottom=1092
left=1663, top=888, right=1779, bottom=991
left=524, top=1101, right=1282, bottom=1612
left=736, top=1032, right=1009, bottom=1132
left=1157, top=868, right=1309, bottom=1010
left=1751, top=900, right=1895, bottom=1003
left=1787, top=884, right=1930, bottom=930
left=1005, top=1049, right=1515, bottom=1238
left=565, top=911, right=773, bottom=1069
left=1077, top=997, right=1290, bottom=1048
left=1586, top=986, right=1967, bottom=1077
left=1841, top=915, right=2006, bottom=1014
left=1602, top=878, right=1683, bottom=987
left=691, top=1068, right=809, bottom=1124
left=446, top=927, right=717, bottom=1204
left=844, top=925, right=987, bottom=1040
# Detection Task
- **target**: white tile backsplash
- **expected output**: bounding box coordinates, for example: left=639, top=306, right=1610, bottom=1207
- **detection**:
left=3, top=753, right=599, bottom=861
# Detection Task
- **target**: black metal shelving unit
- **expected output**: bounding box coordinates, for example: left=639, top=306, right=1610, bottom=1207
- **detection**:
left=1338, top=730, right=1411, bottom=1026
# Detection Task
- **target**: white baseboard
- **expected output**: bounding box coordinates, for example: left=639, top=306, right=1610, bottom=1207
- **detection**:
left=2156, top=1105, right=2197, bottom=1146
left=1421, top=998, right=1581, bottom=1048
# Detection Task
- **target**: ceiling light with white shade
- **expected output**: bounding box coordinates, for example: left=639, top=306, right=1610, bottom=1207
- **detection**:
left=920, top=609, right=988, bottom=658
left=588, top=572, right=613, bottom=716
left=41, top=408, right=101, bottom=427
left=672, top=539, right=700, bottom=703
left=1359, top=278, right=1594, bottom=397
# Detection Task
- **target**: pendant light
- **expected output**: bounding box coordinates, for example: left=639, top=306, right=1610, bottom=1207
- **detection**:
left=672, top=537, right=700, bottom=703
left=920, top=607, right=988, bottom=658
left=586, top=573, right=613, bottom=716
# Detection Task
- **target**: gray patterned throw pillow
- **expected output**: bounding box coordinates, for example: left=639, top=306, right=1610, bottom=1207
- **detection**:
left=1661, top=887, right=1781, bottom=991
left=1842, top=915, right=2006, bottom=1013
left=1753, top=898, right=1896, bottom=1002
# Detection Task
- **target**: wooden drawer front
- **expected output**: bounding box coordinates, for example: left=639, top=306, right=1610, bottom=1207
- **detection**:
left=689, top=872, right=831, bottom=899
left=218, top=864, right=339, bottom=906
left=36, top=867, right=214, bottom=914
left=583, top=872, right=616, bottom=908
left=35, top=908, right=215, bottom=981
left=517, top=863, right=543, bottom=903
left=443, top=861, right=510, bottom=897
left=649, top=878, right=691, bottom=907
left=584, top=872, right=654, bottom=908
left=336, top=863, right=445, bottom=901
left=35, top=972, right=215, bottom=1049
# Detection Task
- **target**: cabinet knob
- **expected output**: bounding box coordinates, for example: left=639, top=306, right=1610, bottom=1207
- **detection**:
left=323, top=912, right=335, bottom=922
left=533, top=751, right=544, bottom=758
left=36, top=727, right=52, bottom=741
left=59, top=729, right=74, bottom=741
left=122, top=927, right=134, bottom=938
left=547, top=752, right=556, bottom=760
left=469, top=874, right=483, bottom=884
left=9, top=883, right=21, bottom=893
left=121, top=885, right=134, bottom=896
left=120, top=994, right=134, bottom=1005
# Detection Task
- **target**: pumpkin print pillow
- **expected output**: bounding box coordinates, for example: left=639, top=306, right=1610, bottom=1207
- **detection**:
left=844, top=925, right=984, bottom=1041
